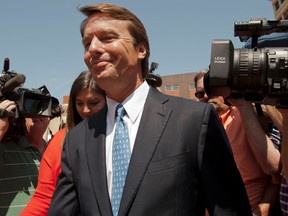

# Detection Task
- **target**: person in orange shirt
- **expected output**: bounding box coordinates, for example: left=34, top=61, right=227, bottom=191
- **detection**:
left=194, top=71, right=282, bottom=216
left=20, top=71, right=106, bottom=216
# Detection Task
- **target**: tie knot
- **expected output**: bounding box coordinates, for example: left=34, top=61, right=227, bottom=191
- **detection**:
left=116, top=104, right=126, bottom=118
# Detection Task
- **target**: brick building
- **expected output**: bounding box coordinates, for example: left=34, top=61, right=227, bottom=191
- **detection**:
left=271, top=0, right=288, bottom=19
left=159, top=72, right=198, bottom=100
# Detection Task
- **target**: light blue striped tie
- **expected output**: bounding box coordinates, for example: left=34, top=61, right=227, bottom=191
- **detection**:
left=111, top=104, right=131, bottom=216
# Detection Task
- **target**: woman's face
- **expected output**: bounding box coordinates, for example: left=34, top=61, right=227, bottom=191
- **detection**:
left=75, top=88, right=105, bottom=119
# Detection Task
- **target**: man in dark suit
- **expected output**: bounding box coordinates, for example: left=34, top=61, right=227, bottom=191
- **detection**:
left=47, top=3, right=252, bottom=216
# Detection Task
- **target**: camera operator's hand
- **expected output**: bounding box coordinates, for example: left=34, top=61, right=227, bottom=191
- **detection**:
left=0, top=100, right=16, bottom=141
left=265, top=105, right=288, bottom=181
left=264, top=105, right=288, bottom=134
left=207, top=96, right=230, bottom=116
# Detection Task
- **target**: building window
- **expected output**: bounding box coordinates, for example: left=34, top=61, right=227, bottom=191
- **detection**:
left=189, top=84, right=195, bottom=90
left=165, top=85, right=179, bottom=91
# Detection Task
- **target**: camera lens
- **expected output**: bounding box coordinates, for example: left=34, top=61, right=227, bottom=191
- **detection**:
left=233, top=48, right=267, bottom=95
left=24, top=97, right=43, bottom=114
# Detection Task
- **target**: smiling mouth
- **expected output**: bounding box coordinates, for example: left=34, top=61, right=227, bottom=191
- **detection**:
left=91, top=60, right=109, bottom=67
left=95, top=61, right=108, bottom=67
left=90, top=61, right=110, bottom=74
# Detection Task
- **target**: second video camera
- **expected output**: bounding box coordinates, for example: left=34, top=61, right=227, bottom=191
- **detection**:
left=205, top=18, right=288, bottom=107
left=0, top=58, right=62, bottom=118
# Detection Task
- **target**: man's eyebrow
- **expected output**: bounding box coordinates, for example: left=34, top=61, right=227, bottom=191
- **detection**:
left=83, top=28, right=118, bottom=41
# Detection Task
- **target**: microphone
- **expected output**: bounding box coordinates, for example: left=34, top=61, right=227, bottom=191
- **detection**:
left=2, top=74, right=26, bottom=93
left=3, top=58, right=9, bottom=72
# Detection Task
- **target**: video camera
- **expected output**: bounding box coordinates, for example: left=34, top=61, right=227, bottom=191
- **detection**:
left=0, top=57, right=62, bottom=119
left=204, top=18, right=288, bottom=107
left=146, top=62, right=162, bottom=88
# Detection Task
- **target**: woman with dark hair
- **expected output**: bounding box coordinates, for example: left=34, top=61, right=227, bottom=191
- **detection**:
left=20, top=71, right=106, bottom=216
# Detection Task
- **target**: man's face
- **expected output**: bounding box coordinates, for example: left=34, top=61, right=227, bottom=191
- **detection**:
left=82, top=14, right=146, bottom=95
left=195, top=77, right=209, bottom=102
left=25, top=117, right=50, bottom=135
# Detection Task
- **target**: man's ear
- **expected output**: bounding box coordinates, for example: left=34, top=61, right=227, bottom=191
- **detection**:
left=138, top=42, right=146, bottom=60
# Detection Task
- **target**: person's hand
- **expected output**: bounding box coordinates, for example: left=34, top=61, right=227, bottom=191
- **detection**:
left=207, top=96, right=230, bottom=115
left=252, top=203, right=270, bottom=216
left=0, top=100, right=16, bottom=140
left=264, top=105, right=288, bottom=133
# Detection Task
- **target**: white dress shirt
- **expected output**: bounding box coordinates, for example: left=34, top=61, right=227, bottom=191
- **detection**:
left=106, top=81, right=150, bottom=198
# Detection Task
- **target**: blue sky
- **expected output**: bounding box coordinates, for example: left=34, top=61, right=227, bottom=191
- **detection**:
left=0, top=0, right=274, bottom=102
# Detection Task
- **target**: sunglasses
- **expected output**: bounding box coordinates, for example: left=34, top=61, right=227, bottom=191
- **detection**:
left=195, top=90, right=206, bottom=99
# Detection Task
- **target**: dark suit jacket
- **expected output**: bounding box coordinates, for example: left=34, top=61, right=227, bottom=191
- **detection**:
left=47, top=88, right=252, bottom=216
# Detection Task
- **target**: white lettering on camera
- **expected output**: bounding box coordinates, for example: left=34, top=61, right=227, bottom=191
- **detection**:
left=214, top=56, right=226, bottom=63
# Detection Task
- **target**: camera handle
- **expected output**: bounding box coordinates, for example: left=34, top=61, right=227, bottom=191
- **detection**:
left=0, top=108, right=15, bottom=118
left=255, top=103, right=272, bottom=135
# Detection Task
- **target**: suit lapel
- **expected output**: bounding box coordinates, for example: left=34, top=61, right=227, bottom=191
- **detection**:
left=86, top=107, right=113, bottom=216
left=118, top=89, right=172, bottom=216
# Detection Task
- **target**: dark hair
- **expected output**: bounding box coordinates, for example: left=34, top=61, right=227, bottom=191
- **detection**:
left=79, top=3, right=150, bottom=79
left=66, top=71, right=105, bottom=129
left=194, top=69, right=209, bottom=89
left=1, top=118, right=26, bottom=142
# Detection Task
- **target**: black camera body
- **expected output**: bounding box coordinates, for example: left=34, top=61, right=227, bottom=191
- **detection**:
left=205, top=18, right=288, bottom=107
left=0, top=58, right=62, bottom=119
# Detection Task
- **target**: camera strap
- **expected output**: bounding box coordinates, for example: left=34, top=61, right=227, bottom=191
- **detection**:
left=255, top=103, right=272, bottom=135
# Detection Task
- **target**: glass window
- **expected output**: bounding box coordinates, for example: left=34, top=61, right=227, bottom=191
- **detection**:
left=165, top=85, right=179, bottom=91
left=189, top=84, right=195, bottom=90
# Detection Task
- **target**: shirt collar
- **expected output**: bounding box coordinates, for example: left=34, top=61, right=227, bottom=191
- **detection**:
left=219, top=106, right=234, bottom=123
left=17, top=136, right=36, bottom=149
left=106, top=81, right=150, bottom=123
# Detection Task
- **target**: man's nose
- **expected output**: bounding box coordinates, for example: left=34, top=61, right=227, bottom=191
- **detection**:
left=88, top=36, right=104, bottom=53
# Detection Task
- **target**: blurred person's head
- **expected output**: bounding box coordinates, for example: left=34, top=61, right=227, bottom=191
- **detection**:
left=24, top=117, right=50, bottom=153
left=79, top=3, right=149, bottom=102
left=25, top=117, right=50, bottom=137
left=194, top=69, right=230, bottom=115
left=66, top=71, right=106, bottom=130
left=194, top=69, right=209, bottom=102
left=1, top=115, right=49, bottom=143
